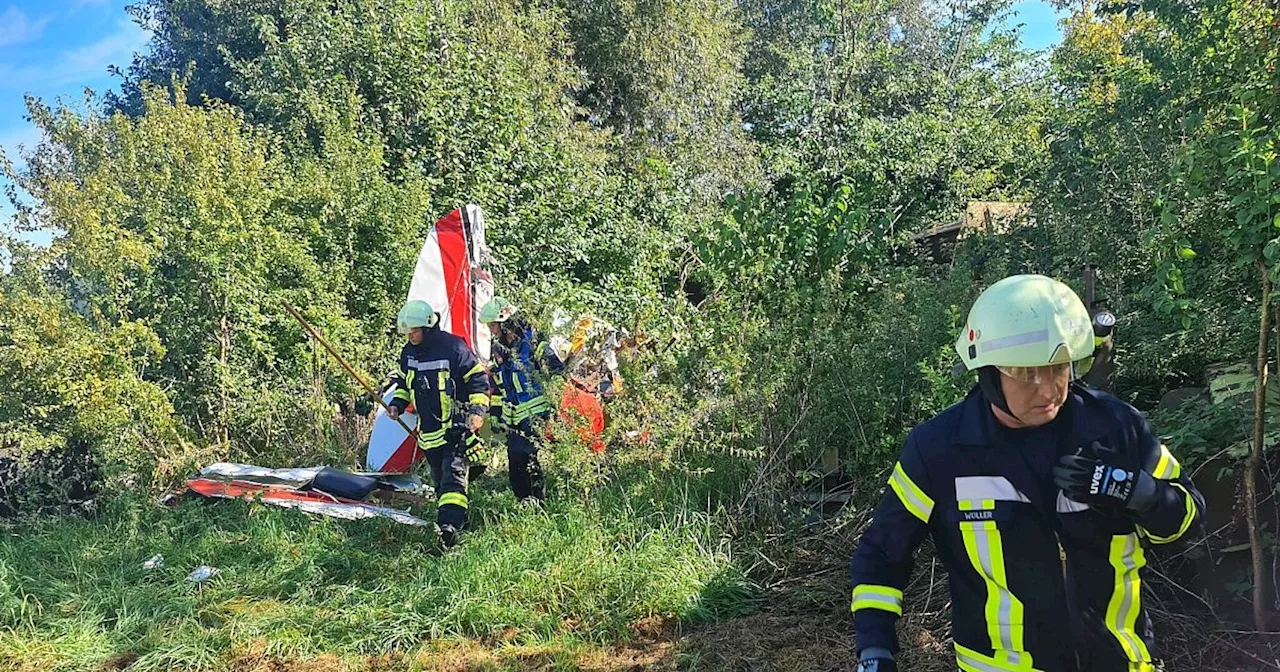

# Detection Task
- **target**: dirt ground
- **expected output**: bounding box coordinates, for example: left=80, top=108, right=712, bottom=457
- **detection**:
left=215, top=594, right=1280, bottom=672
left=222, top=605, right=869, bottom=672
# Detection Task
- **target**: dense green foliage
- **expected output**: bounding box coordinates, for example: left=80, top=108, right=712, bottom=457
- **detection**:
left=1, top=0, right=1278, bottom=666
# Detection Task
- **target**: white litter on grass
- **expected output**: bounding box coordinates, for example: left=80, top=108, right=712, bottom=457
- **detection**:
left=186, top=566, right=219, bottom=583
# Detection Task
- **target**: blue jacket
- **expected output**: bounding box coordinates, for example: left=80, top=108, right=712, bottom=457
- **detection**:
left=850, top=385, right=1204, bottom=672
left=492, top=325, right=564, bottom=425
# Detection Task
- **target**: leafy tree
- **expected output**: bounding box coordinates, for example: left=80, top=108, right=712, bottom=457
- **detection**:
left=1044, top=0, right=1278, bottom=624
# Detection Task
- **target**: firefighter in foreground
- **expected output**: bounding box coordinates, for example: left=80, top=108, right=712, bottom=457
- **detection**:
left=851, top=274, right=1205, bottom=672
left=480, top=297, right=564, bottom=504
left=386, top=300, right=490, bottom=548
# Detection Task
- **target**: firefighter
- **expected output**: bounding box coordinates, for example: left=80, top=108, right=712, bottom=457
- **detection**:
left=387, top=299, right=490, bottom=548
left=479, top=297, right=565, bottom=504
left=850, top=274, right=1205, bottom=672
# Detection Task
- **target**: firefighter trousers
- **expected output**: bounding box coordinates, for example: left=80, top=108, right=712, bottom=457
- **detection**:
left=507, top=418, right=546, bottom=502
left=427, top=439, right=471, bottom=530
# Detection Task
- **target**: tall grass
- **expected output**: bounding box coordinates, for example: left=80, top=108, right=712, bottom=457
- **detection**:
left=0, top=463, right=759, bottom=672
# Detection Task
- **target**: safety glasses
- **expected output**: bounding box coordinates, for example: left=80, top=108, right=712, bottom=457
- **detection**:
left=996, top=362, right=1076, bottom=385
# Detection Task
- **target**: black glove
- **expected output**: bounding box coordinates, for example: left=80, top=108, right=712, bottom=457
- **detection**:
left=444, top=423, right=467, bottom=446
left=1054, top=440, right=1157, bottom=513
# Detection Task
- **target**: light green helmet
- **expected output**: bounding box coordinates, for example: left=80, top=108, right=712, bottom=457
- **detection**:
left=956, top=274, right=1094, bottom=370
left=479, top=297, right=518, bottom=324
left=397, top=299, right=439, bottom=334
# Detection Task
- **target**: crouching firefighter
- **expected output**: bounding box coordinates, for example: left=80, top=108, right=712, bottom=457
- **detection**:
left=387, top=300, right=490, bottom=548
left=479, top=297, right=565, bottom=504
left=850, top=274, right=1205, bottom=672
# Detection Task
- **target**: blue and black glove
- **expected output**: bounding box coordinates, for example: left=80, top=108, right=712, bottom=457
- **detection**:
left=444, top=423, right=467, bottom=447
left=464, top=433, right=486, bottom=463
left=857, top=648, right=898, bottom=672
left=1054, top=440, right=1157, bottom=514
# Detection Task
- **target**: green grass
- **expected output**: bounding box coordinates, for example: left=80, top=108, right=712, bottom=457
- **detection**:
left=0, top=470, right=760, bottom=671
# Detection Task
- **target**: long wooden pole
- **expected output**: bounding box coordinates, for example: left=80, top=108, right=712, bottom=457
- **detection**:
left=282, top=300, right=417, bottom=437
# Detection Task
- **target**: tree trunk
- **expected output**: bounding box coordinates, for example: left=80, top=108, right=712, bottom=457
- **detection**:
left=1248, top=262, right=1270, bottom=630
left=220, top=312, right=231, bottom=448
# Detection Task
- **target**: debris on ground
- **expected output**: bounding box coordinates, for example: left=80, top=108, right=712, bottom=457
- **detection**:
left=186, top=565, right=219, bottom=583
left=172, top=463, right=434, bottom=527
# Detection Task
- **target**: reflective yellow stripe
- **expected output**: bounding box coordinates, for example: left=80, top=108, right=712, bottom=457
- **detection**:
left=888, top=462, right=934, bottom=523
left=468, top=393, right=491, bottom=408
left=403, top=370, right=417, bottom=408
left=516, top=397, right=550, bottom=413
left=1139, top=482, right=1197, bottom=545
left=438, top=371, right=450, bottom=421
left=960, top=499, right=996, bottom=512
left=420, top=428, right=447, bottom=449
left=438, top=492, right=468, bottom=509
left=513, top=375, right=525, bottom=393
left=463, top=362, right=485, bottom=381
left=1151, top=444, right=1181, bottom=480
left=851, top=584, right=903, bottom=615
left=508, top=397, right=551, bottom=424
left=1105, top=534, right=1151, bottom=664
left=955, top=643, right=1044, bottom=672
left=959, top=512, right=1030, bottom=669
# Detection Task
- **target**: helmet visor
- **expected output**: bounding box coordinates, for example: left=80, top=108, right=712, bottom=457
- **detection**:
left=996, top=363, right=1076, bottom=385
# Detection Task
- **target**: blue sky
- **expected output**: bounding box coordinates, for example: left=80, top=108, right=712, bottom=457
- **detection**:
left=0, top=0, right=147, bottom=244
left=0, top=0, right=1068, bottom=245
left=1005, top=0, right=1070, bottom=52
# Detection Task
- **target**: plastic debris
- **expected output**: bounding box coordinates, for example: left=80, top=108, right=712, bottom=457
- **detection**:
left=142, top=555, right=164, bottom=570
left=186, top=565, right=219, bottom=583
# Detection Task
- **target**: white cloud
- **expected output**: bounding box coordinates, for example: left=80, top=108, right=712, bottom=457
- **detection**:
left=0, top=125, right=44, bottom=163
left=0, top=125, right=51, bottom=248
left=0, top=19, right=150, bottom=89
left=48, top=19, right=150, bottom=86
left=0, top=6, right=51, bottom=47
left=0, top=125, right=44, bottom=234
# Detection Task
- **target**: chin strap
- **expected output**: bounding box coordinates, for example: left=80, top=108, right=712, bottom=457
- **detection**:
left=978, top=366, right=1016, bottom=420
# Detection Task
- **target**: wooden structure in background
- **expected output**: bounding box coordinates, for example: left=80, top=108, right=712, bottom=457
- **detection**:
left=913, top=200, right=1030, bottom=262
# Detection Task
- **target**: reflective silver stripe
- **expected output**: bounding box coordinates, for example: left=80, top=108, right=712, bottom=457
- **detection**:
left=971, top=524, right=1013, bottom=652
left=1148, top=444, right=1181, bottom=480
left=957, top=650, right=1005, bottom=672
left=955, top=476, right=1030, bottom=503
left=981, top=329, right=1049, bottom=354
left=1057, top=491, right=1091, bottom=513
left=851, top=584, right=904, bottom=615
left=956, top=643, right=1042, bottom=672
left=857, top=593, right=899, bottom=609
left=889, top=463, right=934, bottom=522
left=407, top=358, right=450, bottom=371
left=1108, top=534, right=1150, bottom=661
